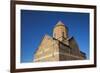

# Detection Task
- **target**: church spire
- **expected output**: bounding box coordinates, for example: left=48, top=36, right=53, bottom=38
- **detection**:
left=53, top=21, right=69, bottom=45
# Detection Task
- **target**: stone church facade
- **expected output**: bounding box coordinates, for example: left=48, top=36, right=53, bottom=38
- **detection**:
left=33, top=21, right=86, bottom=62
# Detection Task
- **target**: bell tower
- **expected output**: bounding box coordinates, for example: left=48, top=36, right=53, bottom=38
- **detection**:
left=53, top=21, right=69, bottom=45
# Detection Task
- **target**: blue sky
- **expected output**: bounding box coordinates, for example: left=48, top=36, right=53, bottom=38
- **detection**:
left=21, top=10, right=89, bottom=63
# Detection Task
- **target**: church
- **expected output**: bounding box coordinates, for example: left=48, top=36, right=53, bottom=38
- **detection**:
left=33, top=21, right=86, bottom=62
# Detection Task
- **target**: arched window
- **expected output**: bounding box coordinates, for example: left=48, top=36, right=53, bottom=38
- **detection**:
left=62, top=32, right=64, bottom=38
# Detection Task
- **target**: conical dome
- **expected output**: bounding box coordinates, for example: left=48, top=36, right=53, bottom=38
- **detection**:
left=55, top=21, right=68, bottom=30
left=56, top=21, right=65, bottom=26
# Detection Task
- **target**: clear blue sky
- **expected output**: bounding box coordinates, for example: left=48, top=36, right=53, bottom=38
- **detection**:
left=21, top=10, right=89, bottom=63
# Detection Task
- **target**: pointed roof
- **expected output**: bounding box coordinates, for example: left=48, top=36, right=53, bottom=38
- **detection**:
left=55, top=21, right=68, bottom=30
left=56, top=21, right=65, bottom=26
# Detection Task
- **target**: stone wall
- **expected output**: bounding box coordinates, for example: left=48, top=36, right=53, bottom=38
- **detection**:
left=34, top=35, right=86, bottom=62
left=34, top=35, right=60, bottom=62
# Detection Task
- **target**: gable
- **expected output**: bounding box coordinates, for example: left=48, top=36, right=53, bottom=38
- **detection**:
left=34, top=35, right=54, bottom=59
